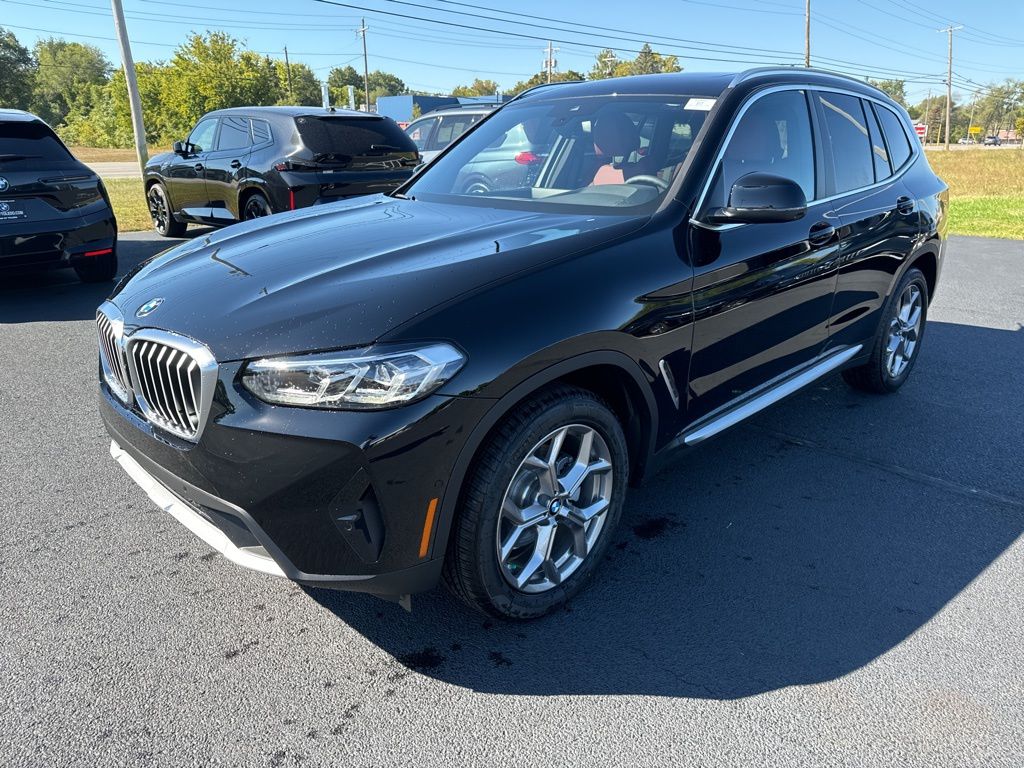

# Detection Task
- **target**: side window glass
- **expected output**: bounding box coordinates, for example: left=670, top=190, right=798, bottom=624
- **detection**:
left=405, top=118, right=437, bottom=150
left=432, top=116, right=475, bottom=150
left=251, top=119, right=272, bottom=145
left=817, top=92, right=874, bottom=193
left=864, top=100, right=891, bottom=181
left=713, top=89, right=815, bottom=207
left=875, top=104, right=913, bottom=171
left=218, top=116, right=252, bottom=151
left=187, top=118, right=218, bottom=153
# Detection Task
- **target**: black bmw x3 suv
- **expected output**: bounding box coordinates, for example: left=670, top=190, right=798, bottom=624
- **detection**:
left=144, top=106, right=419, bottom=236
left=98, top=69, right=947, bottom=619
left=1, top=109, right=117, bottom=282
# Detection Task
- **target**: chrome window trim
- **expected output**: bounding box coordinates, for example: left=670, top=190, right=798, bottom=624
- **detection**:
left=689, top=83, right=921, bottom=232
left=121, top=328, right=219, bottom=442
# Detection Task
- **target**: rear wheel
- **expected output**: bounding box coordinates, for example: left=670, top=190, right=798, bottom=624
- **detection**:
left=242, top=192, right=273, bottom=221
left=147, top=183, right=185, bottom=237
left=443, top=386, right=628, bottom=619
left=73, top=249, right=117, bottom=283
left=842, top=267, right=929, bottom=393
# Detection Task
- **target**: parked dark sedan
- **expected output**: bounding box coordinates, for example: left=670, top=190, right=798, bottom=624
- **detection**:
left=1, top=109, right=117, bottom=282
left=144, top=106, right=419, bottom=236
left=98, top=69, right=947, bottom=619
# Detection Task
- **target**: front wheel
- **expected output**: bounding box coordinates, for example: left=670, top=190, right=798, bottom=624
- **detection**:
left=443, top=386, right=629, bottom=619
left=147, top=183, right=186, bottom=237
left=843, top=267, right=929, bottom=393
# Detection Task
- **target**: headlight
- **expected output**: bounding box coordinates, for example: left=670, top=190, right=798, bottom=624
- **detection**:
left=241, top=342, right=465, bottom=409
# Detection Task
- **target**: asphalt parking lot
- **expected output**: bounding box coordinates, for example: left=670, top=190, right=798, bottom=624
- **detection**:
left=1, top=233, right=1022, bottom=767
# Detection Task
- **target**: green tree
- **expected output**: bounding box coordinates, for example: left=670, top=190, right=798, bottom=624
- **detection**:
left=32, top=39, right=110, bottom=126
left=867, top=79, right=907, bottom=107
left=451, top=78, right=499, bottom=97
left=275, top=60, right=321, bottom=106
left=328, top=65, right=362, bottom=107
left=588, top=49, right=618, bottom=81
left=0, top=27, right=35, bottom=110
left=589, top=44, right=681, bottom=80
left=507, top=70, right=585, bottom=96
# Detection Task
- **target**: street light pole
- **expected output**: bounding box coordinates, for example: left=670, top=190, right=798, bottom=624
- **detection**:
left=109, top=0, right=147, bottom=171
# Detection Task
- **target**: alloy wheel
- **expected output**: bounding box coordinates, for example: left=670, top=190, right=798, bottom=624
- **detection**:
left=496, top=424, right=614, bottom=593
left=243, top=196, right=272, bottom=220
left=886, top=283, right=923, bottom=378
left=148, top=187, right=168, bottom=232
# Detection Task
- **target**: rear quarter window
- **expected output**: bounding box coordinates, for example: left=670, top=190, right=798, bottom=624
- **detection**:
left=874, top=104, right=914, bottom=171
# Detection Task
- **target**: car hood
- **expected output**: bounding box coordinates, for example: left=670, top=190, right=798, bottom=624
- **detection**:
left=112, top=195, right=644, bottom=360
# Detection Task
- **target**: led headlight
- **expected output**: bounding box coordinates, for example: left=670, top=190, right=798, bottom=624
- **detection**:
left=242, top=343, right=465, bottom=409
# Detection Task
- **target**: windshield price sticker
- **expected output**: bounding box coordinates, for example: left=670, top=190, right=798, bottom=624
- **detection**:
left=685, top=98, right=716, bottom=111
left=0, top=201, right=27, bottom=221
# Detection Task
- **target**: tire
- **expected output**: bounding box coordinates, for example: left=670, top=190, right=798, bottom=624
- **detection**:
left=460, top=177, right=490, bottom=195
left=147, top=183, right=186, bottom=237
left=74, top=249, right=117, bottom=283
left=241, top=192, right=273, bottom=221
left=443, top=385, right=629, bottom=619
left=842, top=267, right=929, bottom=393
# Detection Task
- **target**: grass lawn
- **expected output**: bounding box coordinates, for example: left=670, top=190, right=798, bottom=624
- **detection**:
left=98, top=147, right=1024, bottom=239
left=70, top=146, right=170, bottom=163
left=926, top=149, right=1024, bottom=240
left=104, top=178, right=151, bottom=232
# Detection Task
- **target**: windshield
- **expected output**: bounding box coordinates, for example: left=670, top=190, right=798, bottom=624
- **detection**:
left=402, top=95, right=713, bottom=213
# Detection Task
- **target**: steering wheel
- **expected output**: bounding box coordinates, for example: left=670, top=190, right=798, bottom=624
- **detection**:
left=625, top=174, right=670, bottom=192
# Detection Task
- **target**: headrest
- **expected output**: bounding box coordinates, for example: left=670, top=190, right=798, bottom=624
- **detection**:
left=593, top=113, right=639, bottom=158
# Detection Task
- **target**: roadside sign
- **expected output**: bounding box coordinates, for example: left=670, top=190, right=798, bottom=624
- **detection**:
left=969, top=125, right=982, bottom=135
left=914, top=124, right=927, bottom=138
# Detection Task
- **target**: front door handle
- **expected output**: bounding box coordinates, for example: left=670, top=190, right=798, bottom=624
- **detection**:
left=808, top=221, right=836, bottom=244
left=194, top=163, right=204, bottom=173
left=896, top=195, right=915, bottom=215
left=230, top=159, right=242, bottom=169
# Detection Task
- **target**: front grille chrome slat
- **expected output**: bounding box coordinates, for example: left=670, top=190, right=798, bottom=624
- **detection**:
left=97, top=303, right=218, bottom=443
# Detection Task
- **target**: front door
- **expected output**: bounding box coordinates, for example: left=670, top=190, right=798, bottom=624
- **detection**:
left=685, top=88, right=840, bottom=422
left=203, top=115, right=252, bottom=222
left=166, top=117, right=218, bottom=216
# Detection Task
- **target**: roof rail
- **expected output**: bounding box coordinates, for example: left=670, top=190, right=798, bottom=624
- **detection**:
left=730, top=66, right=878, bottom=91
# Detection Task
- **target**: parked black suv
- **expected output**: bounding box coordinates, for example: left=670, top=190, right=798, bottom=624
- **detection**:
left=1, top=109, right=117, bottom=282
left=99, top=69, right=947, bottom=619
left=144, top=107, right=419, bottom=236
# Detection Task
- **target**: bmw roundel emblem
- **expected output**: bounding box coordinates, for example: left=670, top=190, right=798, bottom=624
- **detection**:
left=0, top=202, right=9, bottom=213
left=136, top=297, right=164, bottom=318
left=0, top=177, right=8, bottom=192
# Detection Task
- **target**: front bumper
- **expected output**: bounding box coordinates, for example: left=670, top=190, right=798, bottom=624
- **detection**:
left=100, top=370, right=491, bottom=596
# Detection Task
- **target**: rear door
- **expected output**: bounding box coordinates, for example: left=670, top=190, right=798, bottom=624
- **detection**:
left=404, top=116, right=440, bottom=161
left=203, top=115, right=252, bottom=221
left=814, top=92, right=922, bottom=349
left=0, top=119, right=96, bottom=267
left=294, top=114, right=419, bottom=200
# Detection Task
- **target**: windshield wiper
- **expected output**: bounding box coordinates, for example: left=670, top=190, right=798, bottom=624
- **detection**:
left=367, top=144, right=408, bottom=153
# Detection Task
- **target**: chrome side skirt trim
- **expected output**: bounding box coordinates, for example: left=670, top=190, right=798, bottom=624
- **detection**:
left=110, top=440, right=286, bottom=577
left=681, top=344, right=863, bottom=446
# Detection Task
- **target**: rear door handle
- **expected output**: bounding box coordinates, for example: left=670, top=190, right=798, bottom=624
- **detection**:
left=896, top=195, right=915, bottom=215
left=194, top=163, right=204, bottom=173
left=808, top=221, right=836, bottom=244
left=230, top=159, right=242, bottom=169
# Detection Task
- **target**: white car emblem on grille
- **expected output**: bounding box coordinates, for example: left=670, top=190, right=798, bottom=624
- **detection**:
left=136, top=297, right=164, bottom=318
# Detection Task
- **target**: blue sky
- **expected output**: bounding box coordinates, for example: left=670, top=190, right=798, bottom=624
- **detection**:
left=2, top=0, right=1021, bottom=104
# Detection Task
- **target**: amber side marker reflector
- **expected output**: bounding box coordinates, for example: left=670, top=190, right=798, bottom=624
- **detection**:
left=419, top=498, right=439, bottom=559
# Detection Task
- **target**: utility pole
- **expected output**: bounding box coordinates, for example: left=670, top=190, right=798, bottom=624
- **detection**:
left=359, top=19, right=370, bottom=111
left=939, top=24, right=962, bottom=150
left=543, top=41, right=557, bottom=84
left=283, top=46, right=293, bottom=103
left=109, top=0, right=147, bottom=171
left=804, top=0, right=811, bottom=67
left=598, top=50, right=617, bottom=77
left=923, top=90, right=932, bottom=146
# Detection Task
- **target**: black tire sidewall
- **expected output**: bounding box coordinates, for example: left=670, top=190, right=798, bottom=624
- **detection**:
left=243, top=194, right=270, bottom=220
left=876, top=268, right=929, bottom=391
left=150, top=184, right=180, bottom=237
left=463, top=392, right=629, bottom=618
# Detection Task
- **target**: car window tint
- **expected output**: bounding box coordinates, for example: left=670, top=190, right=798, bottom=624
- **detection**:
left=715, top=89, right=815, bottom=205
left=405, top=117, right=438, bottom=150
left=218, top=117, right=252, bottom=151
left=864, top=100, right=891, bottom=181
left=432, top=115, right=481, bottom=150
left=0, top=119, right=73, bottom=166
left=295, top=116, right=418, bottom=160
left=875, top=104, right=913, bottom=170
left=817, top=92, right=874, bottom=193
left=187, top=119, right=218, bottom=153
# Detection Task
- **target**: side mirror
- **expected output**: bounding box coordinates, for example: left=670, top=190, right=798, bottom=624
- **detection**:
left=707, top=172, right=807, bottom=224
left=172, top=141, right=185, bottom=155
